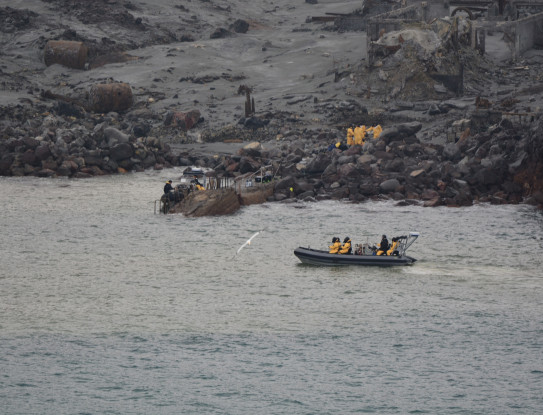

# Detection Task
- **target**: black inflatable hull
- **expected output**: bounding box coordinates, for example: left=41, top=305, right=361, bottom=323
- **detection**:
left=294, top=247, right=416, bottom=266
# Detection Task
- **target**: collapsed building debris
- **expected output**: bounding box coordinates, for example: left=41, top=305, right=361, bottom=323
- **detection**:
left=367, top=0, right=543, bottom=64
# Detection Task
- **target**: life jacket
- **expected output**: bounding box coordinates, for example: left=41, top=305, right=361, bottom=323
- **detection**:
left=339, top=240, right=351, bottom=254
left=329, top=241, right=341, bottom=254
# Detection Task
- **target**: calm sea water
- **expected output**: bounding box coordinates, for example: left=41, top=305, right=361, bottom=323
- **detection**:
left=1, top=170, right=542, bottom=414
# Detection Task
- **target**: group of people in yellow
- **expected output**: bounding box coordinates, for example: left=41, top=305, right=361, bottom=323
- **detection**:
left=345, top=124, right=383, bottom=146
left=329, top=237, right=352, bottom=254
left=329, top=234, right=400, bottom=256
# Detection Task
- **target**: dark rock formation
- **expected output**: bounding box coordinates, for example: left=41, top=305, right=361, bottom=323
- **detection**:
left=172, top=188, right=241, bottom=217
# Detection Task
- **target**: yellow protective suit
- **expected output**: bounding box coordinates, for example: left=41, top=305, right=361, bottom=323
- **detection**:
left=196, top=184, right=205, bottom=191
left=329, top=241, right=341, bottom=254
left=373, top=124, right=383, bottom=139
left=387, top=240, right=399, bottom=256
left=339, top=240, right=351, bottom=254
left=346, top=128, right=354, bottom=146
left=354, top=126, right=366, bottom=145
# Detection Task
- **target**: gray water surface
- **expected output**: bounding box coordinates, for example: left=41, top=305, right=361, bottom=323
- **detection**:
left=1, top=171, right=542, bottom=414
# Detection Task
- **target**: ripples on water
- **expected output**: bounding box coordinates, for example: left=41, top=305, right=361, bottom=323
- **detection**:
left=1, top=172, right=542, bottom=414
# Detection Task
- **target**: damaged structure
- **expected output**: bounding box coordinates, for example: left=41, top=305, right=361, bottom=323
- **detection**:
left=367, top=0, right=543, bottom=65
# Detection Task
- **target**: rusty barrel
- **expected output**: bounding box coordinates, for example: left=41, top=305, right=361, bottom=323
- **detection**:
left=89, top=83, right=133, bottom=113
left=44, top=40, right=88, bottom=70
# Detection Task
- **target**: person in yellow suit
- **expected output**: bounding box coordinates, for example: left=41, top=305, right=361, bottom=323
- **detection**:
left=339, top=236, right=352, bottom=254
left=387, top=237, right=399, bottom=256
left=192, top=177, right=205, bottom=191
left=346, top=127, right=354, bottom=146
left=373, top=124, right=383, bottom=139
left=329, top=237, right=341, bottom=254
left=354, top=125, right=366, bottom=145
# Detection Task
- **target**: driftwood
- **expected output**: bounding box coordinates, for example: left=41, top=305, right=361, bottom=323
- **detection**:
left=41, top=89, right=89, bottom=111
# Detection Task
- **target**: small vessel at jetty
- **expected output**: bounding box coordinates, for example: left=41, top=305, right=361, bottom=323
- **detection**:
left=156, top=166, right=277, bottom=216
left=294, top=232, right=419, bottom=266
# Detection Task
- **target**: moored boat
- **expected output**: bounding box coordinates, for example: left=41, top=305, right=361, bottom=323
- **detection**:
left=294, top=232, right=419, bottom=266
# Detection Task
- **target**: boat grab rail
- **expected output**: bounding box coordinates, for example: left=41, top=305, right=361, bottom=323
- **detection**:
left=397, top=232, right=419, bottom=256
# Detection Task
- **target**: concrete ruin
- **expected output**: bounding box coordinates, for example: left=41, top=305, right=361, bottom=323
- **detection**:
left=366, top=0, right=543, bottom=64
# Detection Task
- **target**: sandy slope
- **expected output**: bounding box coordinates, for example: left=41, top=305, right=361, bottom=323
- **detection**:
left=2, top=0, right=543, bottom=150
left=1, top=0, right=366, bottom=129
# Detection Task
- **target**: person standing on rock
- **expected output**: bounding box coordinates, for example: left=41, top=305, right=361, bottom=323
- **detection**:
left=354, top=125, right=366, bottom=145
left=164, top=180, right=174, bottom=200
left=373, top=124, right=383, bottom=139
left=346, top=126, right=354, bottom=146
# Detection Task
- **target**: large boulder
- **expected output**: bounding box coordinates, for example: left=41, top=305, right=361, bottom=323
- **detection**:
left=305, top=153, right=332, bottom=174
left=230, top=19, right=249, bottom=34
left=110, top=142, right=133, bottom=161
left=238, top=142, right=262, bottom=158
left=274, top=176, right=297, bottom=193
left=337, top=163, right=359, bottom=179
left=165, top=110, right=201, bottom=131
left=104, top=127, right=130, bottom=146
left=177, top=188, right=241, bottom=217
left=380, top=178, right=401, bottom=193
left=21, top=150, right=38, bottom=166
left=442, top=142, right=461, bottom=161
left=210, top=28, right=232, bottom=39
left=35, top=144, right=52, bottom=161
left=379, top=122, right=422, bottom=144
left=239, top=156, right=259, bottom=174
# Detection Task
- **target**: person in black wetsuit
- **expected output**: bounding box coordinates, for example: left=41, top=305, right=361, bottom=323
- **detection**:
left=377, top=235, right=389, bottom=256
left=164, top=180, right=174, bottom=200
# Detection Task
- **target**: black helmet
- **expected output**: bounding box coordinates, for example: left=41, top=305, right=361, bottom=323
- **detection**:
left=382, top=235, right=386, bottom=238
left=344, top=236, right=350, bottom=242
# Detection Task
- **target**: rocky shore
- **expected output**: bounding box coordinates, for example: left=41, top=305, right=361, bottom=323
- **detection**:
left=1, top=0, right=543, bottom=210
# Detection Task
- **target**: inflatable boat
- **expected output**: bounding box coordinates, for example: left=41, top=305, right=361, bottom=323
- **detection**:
left=294, top=232, right=419, bottom=266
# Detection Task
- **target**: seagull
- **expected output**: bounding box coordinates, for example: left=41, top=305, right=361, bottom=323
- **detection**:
left=233, top=230, right=262, bottom=258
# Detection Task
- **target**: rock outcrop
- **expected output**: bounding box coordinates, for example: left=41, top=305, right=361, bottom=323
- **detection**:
left=170, top=188, right=241, bottom=217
